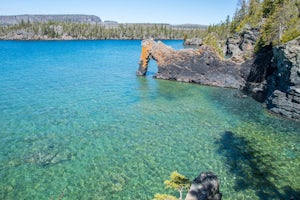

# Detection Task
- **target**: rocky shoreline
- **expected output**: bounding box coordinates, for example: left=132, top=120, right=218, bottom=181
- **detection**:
left=136, top=33, right=300, bottom=120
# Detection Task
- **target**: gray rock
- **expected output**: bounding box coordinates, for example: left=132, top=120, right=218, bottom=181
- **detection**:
left=244, top=36, right=300, bottom=119
left=267, top=89, right=300, bottom=119
left=225, top=28, right=260, bottom=62
left=185, top=172, right=222, bottom=200
left=265, top=36, right=300, bottom=119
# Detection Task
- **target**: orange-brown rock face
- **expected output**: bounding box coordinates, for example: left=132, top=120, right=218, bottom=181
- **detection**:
left=137, top=39, right=176, bottom=76
left=136, top=39, right=252, bottom=89
left=137, top=40, right=153, bottom=75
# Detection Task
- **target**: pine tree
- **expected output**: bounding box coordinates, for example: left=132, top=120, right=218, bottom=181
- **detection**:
left=164, top=171, right=190, bottom=200
left=260, top=0, right=300, bottom=46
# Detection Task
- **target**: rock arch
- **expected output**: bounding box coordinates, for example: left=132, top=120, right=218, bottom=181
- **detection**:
left=136, top=39, right=175, bottom=76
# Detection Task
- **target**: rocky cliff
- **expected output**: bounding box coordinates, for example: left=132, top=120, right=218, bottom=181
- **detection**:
left=244, top=36, right=300, bottom=120
left=137, top=39, right=251, bottom=89
left=263, top=37, right=300, bottom=119
left=137, top=35, right=300, bottom=120
left=0, top=14, right=101, bottom=25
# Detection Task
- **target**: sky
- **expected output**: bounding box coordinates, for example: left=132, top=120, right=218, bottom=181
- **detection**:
left=0, top=0, right=238, bottom=25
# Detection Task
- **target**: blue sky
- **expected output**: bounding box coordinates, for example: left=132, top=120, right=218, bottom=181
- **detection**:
left=0, top=0, right=238, bottom=25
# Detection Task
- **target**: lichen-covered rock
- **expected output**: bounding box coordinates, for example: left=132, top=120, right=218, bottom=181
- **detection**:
left=185, top=172, right=222, bottom=200
left=137, top=39, right=251, bottom=89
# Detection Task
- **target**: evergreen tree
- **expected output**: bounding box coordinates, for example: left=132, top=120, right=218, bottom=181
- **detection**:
left=231, top=0, right=248, bottom=32
left=261, top=0, right=300, bottom=46
left=164, top=171, right=190, bottom=200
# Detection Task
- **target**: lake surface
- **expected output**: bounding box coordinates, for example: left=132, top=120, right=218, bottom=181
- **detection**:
left=0, top=40, right=299, bottom=200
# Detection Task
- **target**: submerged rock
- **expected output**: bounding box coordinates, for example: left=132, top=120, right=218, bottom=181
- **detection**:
left=137, top=39, right=251, bottom=89
left=185, top=172, right=222, bottom=200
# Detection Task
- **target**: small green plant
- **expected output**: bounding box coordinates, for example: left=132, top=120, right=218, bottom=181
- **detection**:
left=164, top=171, right=191, bottom=200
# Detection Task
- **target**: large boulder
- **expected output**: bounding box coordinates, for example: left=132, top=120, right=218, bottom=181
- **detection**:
left=185, top=172, right=222, bottom=200
left=137, top=39, right=251, bottom=89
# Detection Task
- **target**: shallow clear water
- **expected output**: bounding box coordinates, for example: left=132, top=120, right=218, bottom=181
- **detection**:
left=0, top=40, right=299, bottom=200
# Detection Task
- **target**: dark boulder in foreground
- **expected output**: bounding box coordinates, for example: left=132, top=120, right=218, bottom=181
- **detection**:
left=185, top=172, right=222, bottom=200
left=137, top=39, right=251, bottom=89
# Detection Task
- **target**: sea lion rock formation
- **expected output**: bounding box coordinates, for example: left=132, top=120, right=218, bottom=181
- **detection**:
left=137, top=39, right=251, bottom=89
left=136, top=38, right=300, bottom=120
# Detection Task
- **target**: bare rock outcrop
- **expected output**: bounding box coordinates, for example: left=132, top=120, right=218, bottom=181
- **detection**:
left=137, top=39, right=251, bottom=89
left=225, top=28, right=260, bottom=62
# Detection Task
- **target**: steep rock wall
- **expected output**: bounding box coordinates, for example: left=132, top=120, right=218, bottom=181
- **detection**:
left=266, top=37, right=300, bottom=119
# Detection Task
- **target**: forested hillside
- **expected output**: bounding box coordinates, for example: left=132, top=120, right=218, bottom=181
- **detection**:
left=0, top=21, right=205, bottom=40
left=1, top=0, right=298, bottom=43
left=194, top=0, right=300, bottom=54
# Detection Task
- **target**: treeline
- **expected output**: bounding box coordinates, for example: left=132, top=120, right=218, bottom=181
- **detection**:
left=0, top=21, right=205, bottom=40
left=193, top=0, right=300, bottom=52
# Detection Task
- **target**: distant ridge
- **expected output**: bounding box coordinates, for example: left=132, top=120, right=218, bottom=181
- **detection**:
left=0, top=14, right=101, bottom=25
left=0, top=14, right=207, bottom=40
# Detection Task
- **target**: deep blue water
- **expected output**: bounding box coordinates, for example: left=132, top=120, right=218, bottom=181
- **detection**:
left=0, top=40, right=299, bottom=200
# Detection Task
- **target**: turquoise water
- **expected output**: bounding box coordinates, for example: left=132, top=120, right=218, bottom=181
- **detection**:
left=0, top=40, right=299, bottom=200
